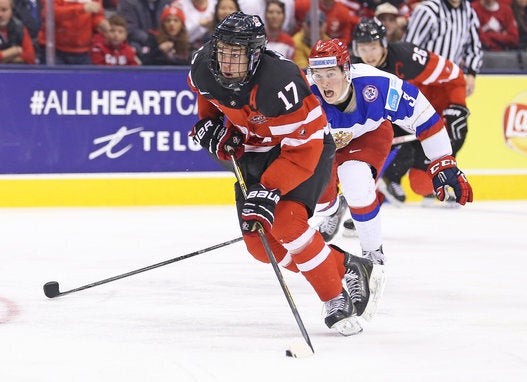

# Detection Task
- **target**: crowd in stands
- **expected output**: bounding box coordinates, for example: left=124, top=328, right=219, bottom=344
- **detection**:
left=1, top=0, right=526, bottom=68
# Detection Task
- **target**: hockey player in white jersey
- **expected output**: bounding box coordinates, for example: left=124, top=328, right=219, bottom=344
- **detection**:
left=308, top=39, right=473, bottom=317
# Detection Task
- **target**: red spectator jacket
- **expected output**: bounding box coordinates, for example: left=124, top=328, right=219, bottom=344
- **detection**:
left=0, top=18, right=36, bottom=64
left=295, top=0, right=359, bottom=46
left=90, top=33, right=138, bottom=66
left=38, top=0, right=106, bottom=53
left=472, top=1, right=519, bottom=51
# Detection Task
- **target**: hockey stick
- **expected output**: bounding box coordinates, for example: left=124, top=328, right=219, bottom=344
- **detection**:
left=229, top=151, right=315, bottom=356
left=391, top=134, right=418, bottom=145
left=377, top=134, right=419, bottom=206
left=43, top=236, right=244, bottom=299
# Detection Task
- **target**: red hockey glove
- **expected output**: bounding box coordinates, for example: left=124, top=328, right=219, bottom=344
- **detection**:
left=190, top=117, right=244, bottom=160
left=427, top=155, right=473, bottom=205
left=241, top=184, right=281, bottom=233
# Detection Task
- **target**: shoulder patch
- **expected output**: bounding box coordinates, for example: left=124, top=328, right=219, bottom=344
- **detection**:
left=385, top=77, right=403, bottom=111
left=386, top=88, right=401, bottom=111
left=362, top=85, right=379, bottom=102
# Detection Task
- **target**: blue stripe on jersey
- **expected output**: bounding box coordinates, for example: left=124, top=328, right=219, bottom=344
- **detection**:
left=415, top=112, right=441, bottom=137
left=310, top=63, right=440, bottom=139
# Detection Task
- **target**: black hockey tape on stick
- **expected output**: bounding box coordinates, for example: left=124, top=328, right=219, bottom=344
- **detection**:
left=229, top=150, right=315, bottom=356
left=43, top=236, right=244, bottom=298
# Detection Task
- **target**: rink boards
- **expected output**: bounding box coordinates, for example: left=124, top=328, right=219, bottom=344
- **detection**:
left=0, top=68, right=526, bottom=206
left=0, top=171, right=524, bottom=207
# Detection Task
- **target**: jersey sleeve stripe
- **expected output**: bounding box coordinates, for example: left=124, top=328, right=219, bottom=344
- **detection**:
left=421, top=55, right=446, bottom=85
left=281, top=129, right=325, bottom=148
left=268, top=105, right=324, bottom=135
left=446, top=63, right=461, bottom=82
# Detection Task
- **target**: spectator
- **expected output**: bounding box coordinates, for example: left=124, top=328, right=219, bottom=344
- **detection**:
left=265, top=0, right=295, bottom=60
left=336, top=0, right=363, bottom=17
left=512, top=0, right=527, bottom=49
left=0, top=0, right=35, bottom=63
left=238, top=0, right=295, bottom=34
left=292, top=8, right=329, bottom=69
left=201, top=0, right=240, bottom=45
left=404, top=0, right=482, bottom=97
left=139, top=5, right=190, bottom=65
left=375, top=2, right=405, bottom=42
left=327, top=0, right=359, bottom=45
left=178, top=0, right=216, bottom=51
left=117, top=0, right=174, bottom=53
left=472, top=0, right=519, bottom=51
left=368, top=1, right=412, bottom=16
left=303, top=0, right=358, bottom=47
left=13, top=0, right=41, bottom=53
left=90, top=14, right=139, bottom=65
left=38, top=0, right=109, bottom=64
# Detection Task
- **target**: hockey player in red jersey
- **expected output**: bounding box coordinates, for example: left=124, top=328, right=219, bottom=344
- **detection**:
left=308, top=39, right=473, bottom=262
left=187, top=12, right=381, bottom=335
left=352, top=18, right=470, bottom=205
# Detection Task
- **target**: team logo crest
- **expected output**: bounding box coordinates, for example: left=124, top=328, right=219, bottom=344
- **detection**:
left=332, top=130, right=353, bottom=149
left=362, top=85, right=378, bottom=102
left=249, top=114, right=267, bottom=124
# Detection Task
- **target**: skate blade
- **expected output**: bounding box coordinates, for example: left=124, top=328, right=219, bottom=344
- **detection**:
left=331, top=316, right=363, bottom=336
left=361, top=264, right=387, bottom=321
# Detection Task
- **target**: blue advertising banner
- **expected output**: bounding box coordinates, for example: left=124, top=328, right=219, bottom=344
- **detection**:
left=0, top=67, right=223, bottom=174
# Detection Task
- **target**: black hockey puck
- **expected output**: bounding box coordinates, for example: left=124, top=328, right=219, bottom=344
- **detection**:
left=285, top=349, right=294, bottom=357
left=43, top=281, right=60, bottom=298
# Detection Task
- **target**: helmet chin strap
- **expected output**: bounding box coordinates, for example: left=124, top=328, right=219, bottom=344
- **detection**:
left=335, top=64, right=352, bottom=103
left=335, top=83, right=352, bottom=104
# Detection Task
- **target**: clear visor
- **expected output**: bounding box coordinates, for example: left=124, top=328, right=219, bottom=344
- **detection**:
left=308, top=62, right=351, bottom=86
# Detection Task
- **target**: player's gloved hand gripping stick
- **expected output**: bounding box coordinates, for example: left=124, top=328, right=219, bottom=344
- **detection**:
left=427, top=155, right=473, bottom=205
left=227, top=146, right=315, bottom=358
left=190, top=117, right=244, bottom=161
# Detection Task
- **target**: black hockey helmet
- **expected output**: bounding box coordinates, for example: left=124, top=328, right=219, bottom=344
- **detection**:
left=209, top=12, right=267, bottom=90
left=352, top=17, right=387, bottom=56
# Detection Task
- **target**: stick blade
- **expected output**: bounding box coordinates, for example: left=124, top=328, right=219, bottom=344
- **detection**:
left=43, top=281, right=60, bottom=298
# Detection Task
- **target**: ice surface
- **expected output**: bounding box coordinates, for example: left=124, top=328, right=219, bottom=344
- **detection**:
left=1, top=201, right=526, bottom=381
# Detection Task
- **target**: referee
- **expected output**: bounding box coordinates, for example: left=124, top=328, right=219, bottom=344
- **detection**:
left=404, top=0, right=483, bottom=97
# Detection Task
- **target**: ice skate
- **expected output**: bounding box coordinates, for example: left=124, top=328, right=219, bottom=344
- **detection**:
left=377, top=178, right=404, bottom=207
left=363, top=245, right=385, bottom=265
left=385, top=179, right=406, bottom=202
left=323, top=288, right=362, bottom=336
left=318, top=194, right=348, bottom=242
left=332, top=244, right=387, bottom=322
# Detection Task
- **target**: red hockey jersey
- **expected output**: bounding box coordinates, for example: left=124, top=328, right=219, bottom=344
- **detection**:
left=188, top=45, right=328, bottom=195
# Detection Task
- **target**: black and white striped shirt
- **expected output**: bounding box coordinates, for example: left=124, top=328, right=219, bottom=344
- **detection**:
left=404, top=0, right=482, bottom=75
